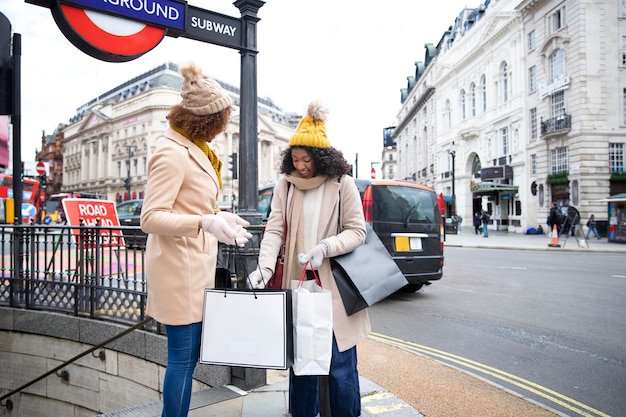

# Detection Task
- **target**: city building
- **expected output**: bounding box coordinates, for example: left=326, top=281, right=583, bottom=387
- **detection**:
left=49, top=62, right=294, bottom=205
left=392, top=0, right=626, bottom=233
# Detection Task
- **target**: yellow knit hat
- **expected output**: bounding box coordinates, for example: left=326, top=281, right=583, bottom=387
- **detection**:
left=289, top=101, right=331, bottom=148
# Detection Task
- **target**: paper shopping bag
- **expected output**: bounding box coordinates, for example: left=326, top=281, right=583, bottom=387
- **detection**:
left=200, top=288, right=293, bottom=370
left=291, top=267, right=333, bottom=376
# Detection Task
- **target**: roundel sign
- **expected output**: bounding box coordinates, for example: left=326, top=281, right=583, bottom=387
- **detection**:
left=51, top=3, right=166, bottom=62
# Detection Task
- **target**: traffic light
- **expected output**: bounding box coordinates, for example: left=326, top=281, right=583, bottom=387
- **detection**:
left=124, top=177, right=131, bottom=189
left=229, top=153, right=238, bottom=180
left=39, top=174, right=46, bottom=187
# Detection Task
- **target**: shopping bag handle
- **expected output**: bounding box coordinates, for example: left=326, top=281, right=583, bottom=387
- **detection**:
left=298, top=261, right=322, bottom=289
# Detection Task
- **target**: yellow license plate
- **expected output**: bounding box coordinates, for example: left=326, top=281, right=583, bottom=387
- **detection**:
left=394, top=235, right=422, bottom=252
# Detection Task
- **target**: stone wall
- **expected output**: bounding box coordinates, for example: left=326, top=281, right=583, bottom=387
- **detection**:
left=0, top=308, right=230, bottom=416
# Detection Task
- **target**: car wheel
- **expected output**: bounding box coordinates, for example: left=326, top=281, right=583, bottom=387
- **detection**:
left=400, top=283, right=424, bottom=293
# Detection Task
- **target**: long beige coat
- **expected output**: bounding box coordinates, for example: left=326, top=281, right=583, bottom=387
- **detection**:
left=258, top=174, right=371, bottom=352
left=141, top=128, right=219, bottom=326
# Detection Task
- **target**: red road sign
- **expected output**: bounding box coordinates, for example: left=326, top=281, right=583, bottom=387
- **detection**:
left=36, top=162, right=46, bottom=176
left=61, top=198, right=124, bottom=247
left=371, top=167, right=376, bottom=180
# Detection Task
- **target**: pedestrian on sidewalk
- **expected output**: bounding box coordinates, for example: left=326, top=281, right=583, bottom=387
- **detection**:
left=141, top=63, right=252, bottom=417
left=455, top=214, right=463, bottom=232
left=547, top=202, right=562, bottom=236
left=473, top=212, right=481, bottom=235
left=248, top=101, right=369, bottom=417
left=481, top=209, right=490, bottom=237
left=585, top=214, right=601, bottom=240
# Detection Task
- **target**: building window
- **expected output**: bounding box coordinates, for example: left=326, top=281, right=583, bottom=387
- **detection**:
left=481, top=74, right=487, bottom=112
left=460, top=89, right=466, bottom=120
left=550, top=147, right=568, bottom=174
left=622, top=0, right=626, bottom=16
left=550, top=49, right=565, bottom=81
left=501, top=127, right=509, bottom=156
left=548, top=6, right=566, bottom=34
left=470, top=83, right=476, bottom=116
left=471, top=155, right=481, bottom=177
left=502, top=62, right=509, bottom=103
left=622, top=88, right=626, bottom=125
left=609, top=143, right=624, bottom=172
left=551, top=90, right=565, bottom=119
left=445, top=99, right=452, bottom=130
left=529, top=66, right=537, bottom=93
left=531, top=154, right=537, bottom=176
left=528, top=30, right=536, bottom=51
left=530, top=108, right=538, bottom=140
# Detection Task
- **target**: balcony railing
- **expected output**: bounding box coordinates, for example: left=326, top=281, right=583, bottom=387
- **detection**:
left=541, top=114, right=571, bottom=137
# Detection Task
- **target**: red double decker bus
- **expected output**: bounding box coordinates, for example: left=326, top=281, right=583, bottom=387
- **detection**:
left=0, top=174, right=43, bottom=223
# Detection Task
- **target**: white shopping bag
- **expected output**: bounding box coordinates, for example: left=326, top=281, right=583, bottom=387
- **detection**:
left=200, top=288, right=293, bottom=370
left=291, top=265, right=333, bottom=376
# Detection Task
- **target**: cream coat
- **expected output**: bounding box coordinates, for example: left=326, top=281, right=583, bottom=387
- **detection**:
left=258, top=174, right=371, bottom=352
left=141, top=128, right=219, bottom=326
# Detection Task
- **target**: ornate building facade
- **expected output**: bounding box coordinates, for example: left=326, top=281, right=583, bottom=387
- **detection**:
left=54, top=62, right=294, bottom=205
left=393, top=0, right=626, bottom=233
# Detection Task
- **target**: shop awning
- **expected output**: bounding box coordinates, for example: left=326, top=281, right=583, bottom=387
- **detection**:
left=593, top=193, right=626, bottom=202
left=471, top=181, right=518, bottom=196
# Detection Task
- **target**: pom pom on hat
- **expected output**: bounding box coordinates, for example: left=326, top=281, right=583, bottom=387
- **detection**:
left=289, top=100, right=331, bottom=149
left=179, top=63, right=232, bottom=115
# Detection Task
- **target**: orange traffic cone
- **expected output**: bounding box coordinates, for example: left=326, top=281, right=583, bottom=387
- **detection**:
left=548, top=224, right=561, bottom=247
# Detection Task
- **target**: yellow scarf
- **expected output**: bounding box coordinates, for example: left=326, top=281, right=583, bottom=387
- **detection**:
left=170, top=123, right=223, bottom=189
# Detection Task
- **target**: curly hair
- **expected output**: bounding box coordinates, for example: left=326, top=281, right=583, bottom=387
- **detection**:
left=166, top=105, right=230, bottom=140
left=280, top=146, right=351, bottom=177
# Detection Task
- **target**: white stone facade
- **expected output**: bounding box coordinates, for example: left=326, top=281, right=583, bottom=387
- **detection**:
left=393, top=0, right=626, bottom=233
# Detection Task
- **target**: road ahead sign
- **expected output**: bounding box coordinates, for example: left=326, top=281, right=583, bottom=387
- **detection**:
left=62, top=198, right=124, bottom=247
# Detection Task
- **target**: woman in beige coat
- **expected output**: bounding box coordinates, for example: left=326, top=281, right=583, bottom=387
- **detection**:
left=250, top=101, right=369, bottom=417
left=141, top=63, right=250, bottom=417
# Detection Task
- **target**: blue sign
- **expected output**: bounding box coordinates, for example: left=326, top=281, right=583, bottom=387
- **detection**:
left=22, top=203, right=37, bottom=219
left=63, top=0, right=186, bottom=30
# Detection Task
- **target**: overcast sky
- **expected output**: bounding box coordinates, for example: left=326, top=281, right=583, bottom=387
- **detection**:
left=2, top=0, right=471, bottom=179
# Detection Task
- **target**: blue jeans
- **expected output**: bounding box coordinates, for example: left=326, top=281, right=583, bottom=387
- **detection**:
left=586, top=227, right=600, bottom=239
left=289, top=335, right=361, bottom=417
left=162, top=322, right=202, bottom=417
left=483, top=223, right=489, bottom=237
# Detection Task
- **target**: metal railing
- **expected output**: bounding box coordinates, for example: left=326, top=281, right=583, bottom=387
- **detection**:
left=0, top=224, right=153, bottom=327
left=541, top=114, right=571, bottom=136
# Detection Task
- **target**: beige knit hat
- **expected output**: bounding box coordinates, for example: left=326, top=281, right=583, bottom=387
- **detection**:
left=179, top=63, right=232, bottom=115
left=289, top=101, right=331, bottom=149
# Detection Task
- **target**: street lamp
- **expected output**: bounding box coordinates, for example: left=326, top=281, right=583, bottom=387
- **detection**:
left=449, top=141, right=456, bottom=217
left=125, top=145, right=136, bottom=200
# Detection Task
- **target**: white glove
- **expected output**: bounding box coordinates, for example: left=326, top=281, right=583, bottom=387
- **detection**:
left=216, top=211, right=250, bottom=229
left=248, top=267, right=273, bottom=289
left=297, top=242, right=328, bottom=269
left=234, top=225, right=253, bottom=248
left=201, top=214, right=239, bottom=246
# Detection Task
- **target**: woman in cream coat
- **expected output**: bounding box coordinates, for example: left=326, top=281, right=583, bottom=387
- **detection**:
left=250, top=102, right=369, bottom=417
left=141, top=63, right=250, bottom=417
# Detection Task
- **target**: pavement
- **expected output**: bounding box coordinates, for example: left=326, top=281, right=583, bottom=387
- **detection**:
left=107, top=229, right=625, bottom=417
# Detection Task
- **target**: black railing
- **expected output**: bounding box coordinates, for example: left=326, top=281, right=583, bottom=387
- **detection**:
left=541, top=114, right=571, bottom=136
left=0, top=224, right=155, bottom=328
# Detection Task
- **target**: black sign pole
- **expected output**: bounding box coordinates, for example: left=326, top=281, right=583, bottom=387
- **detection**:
left=12, top=33, right=22, bottom=225
left=234, top=0, right=264, bottom=226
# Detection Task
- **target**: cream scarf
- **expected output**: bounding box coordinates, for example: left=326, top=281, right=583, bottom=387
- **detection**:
left=283, top=174, right=328, bottom=286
